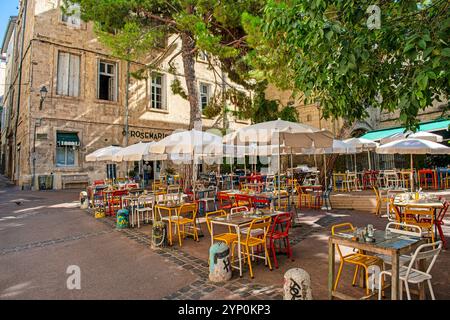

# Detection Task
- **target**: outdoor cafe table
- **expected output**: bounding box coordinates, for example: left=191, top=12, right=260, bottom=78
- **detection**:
left=328, top=229, right=426, bottom=300
left=209, top=211, right=285, bottom=277
left=155, top=201, right=185, bottom=246
left=222, top=190, right=291, bottom=210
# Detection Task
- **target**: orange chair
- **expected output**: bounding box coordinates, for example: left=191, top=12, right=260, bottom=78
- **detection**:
left=296, top=185, right=312, bottom=209
left=235, top=194, right=253, bottom=208
left=387, top=197, right=402, bottom=222
left=205, top=210, right=238, bottom=246
left=331, top=223, right=383, bottom=296
left=403, top=205, right=435, bottom=243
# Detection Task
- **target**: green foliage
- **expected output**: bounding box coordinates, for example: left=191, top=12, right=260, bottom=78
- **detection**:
left=244, top=0, right=450, bottom=131
left=170, top=78, right=188, bottom=100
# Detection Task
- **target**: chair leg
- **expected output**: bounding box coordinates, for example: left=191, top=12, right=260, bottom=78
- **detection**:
left=246, top=246, right=254, bottom=278
left=437, top=225, right=447, bottom=249
left=399, top=279, right=403, bottom=300
left=352, top=265, right=360, bottom=286
left=177, top=223, right=182, bottom=247
left=405, top=281, right=411, bottom=300
left=270, top=239, right=278, bottom=269
left=427, top=279, right=436, bottom=300
left=334, top=261, right=344, bottom=291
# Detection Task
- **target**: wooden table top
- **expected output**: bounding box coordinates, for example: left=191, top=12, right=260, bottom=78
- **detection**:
left=394, top=199, right=444, bottom=208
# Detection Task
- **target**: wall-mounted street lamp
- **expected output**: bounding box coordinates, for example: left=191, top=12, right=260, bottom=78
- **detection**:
left=39, top=86, right=48, bottom=110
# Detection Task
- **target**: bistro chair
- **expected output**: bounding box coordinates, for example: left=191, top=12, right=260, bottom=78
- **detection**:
left=384, top=170, right=400, bottom=189
left=331, top=223, right=383, bottom=296
left=252, top=197, right=271, bottom=210
left=167, top=184, right=180, bottom=194
left=205, top=210, right=238, bottom=246
left=172, top=203, right=199, bottom=247
left=403, top=206, right=435, bottom=243
left=231, top=216, right=273, bottom=279
left=295, top=184, right=312, bottom=209
left=419, top=199, right=449, bottom=249
left=197, top=186, right=217, bottom=215
left=375, top=222, right=423, bottom=267
left=230, top=206, right=250, bottom=216
left=217, top=192, right=234, bottom=211
left=274, top=190, right=289, bottom=211
left=387, top=197, right=402, bottom=222
left=135, top=195, right=154, bottom=226
left=267, top=212, right=293, bottom=269
left=235, top=194, right=253, bottom=208
left=108, top=190, right=128, bottom=217
left=418, top=169, right=437, bottom=190
left=373, top=186, right=389, bottom=216
left=378, top=241, right=443, bottom=300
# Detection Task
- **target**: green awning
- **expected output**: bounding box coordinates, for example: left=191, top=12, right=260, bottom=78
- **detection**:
left=361, top=118, right=450, bottom=141
left=57, top=132, right=80, bottom=147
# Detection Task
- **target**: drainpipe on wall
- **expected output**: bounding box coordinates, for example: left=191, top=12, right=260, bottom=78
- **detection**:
left=125, top=60, right=130, bottom=147
left=13, top=0, right=28, bottom=185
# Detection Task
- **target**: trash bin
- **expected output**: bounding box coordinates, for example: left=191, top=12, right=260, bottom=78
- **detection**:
left=116, top=209, right=129, bottom=229
left=79, top=191, right=89, bottom=209
left=38, top=175, right=54, bottom=190
left=209, top=242, right=232, bottom=282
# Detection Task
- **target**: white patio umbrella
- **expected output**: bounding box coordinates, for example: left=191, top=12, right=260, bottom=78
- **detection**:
left=113, top=142, right=165, bottom=162
left=376, top=138, right=450, bottom=190
left=225, top=119, right=334, bottom=204
left=344, top=138, right=379, bottom=171
left=85, top=146, right=123, bottom=162
left=149, top=129, right=223, bottom=191
left=301, top=140, right=357, bottom=189
left=381, top=131, right=443, bottom=144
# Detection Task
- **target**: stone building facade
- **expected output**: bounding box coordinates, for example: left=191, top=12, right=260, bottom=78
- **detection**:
left=0, top=0, right=250, bottom=189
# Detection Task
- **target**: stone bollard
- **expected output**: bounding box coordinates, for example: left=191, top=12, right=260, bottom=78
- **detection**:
left=151, top=222, right=167, bottom=249
left=79, top=191, right=89, bottom=210
left=283, top=268, right=313, bottom=300
left=209, top=243, right=232, bottom=282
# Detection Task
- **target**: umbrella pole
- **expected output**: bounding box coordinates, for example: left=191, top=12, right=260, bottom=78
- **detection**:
left=410, top=153, right=414, bottom=191
left=278, top=132, right=281, bottom=209
left=354, top=153, right=357, bottom=174
left=323, top=154, right=327, bottom=188
left=367, top=150, right=372, bottom=170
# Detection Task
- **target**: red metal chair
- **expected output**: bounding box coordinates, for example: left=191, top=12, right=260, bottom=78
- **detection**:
left=418, top=169, right=438, bottom=190
left=235, top=194, right=253, bottom=208
left=217, top=192, right=234, bottom=211
left=252, top=197, right=271, bottom=209
left=107, top=190, right=128, bottom=217
left=94, top=180, right=106, bottom=186
left=267, top=213, right=293, bottom=268
left=420, top=198, right=449, bottom=249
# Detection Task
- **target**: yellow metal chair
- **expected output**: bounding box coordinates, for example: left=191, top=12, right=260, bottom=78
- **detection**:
left=331, top=223, right=383, bottom=296
left=295, top=184, right=312, bottom=209
left=205, top=210, right=238, bottom=246
left=403, top=206, right=435, bottom=243
left=155, top=204, right=177, bottom=246
left=373, top=186, right=389, bottom=216
left=172, top=203, right=199, bottom=247
left=274, top=190, right=289, bottom=211
left=231, top=216, right=273, bottom=279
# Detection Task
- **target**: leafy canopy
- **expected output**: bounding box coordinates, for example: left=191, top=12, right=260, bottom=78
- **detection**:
left=243, top=0, right=450, bottom=130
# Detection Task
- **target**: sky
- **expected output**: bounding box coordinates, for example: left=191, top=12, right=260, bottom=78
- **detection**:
left=0, top=0, right=19, bottom=46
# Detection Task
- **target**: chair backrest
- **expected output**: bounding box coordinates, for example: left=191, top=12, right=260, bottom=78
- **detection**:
left=178, top=203, right=197, bottom=220
left=235, top=194, right=252, bottom=206
left=167, top=185, right=180, bottom=194
left=230, top=206, right=249, bottom=216
left=386, top=222, right=422, bottom=238
left=331, top=223, right=356, bottom=258
left=94, top=180, right=105, bottom=186
left=405, top=241, right=442, bottom=278
left=404, top=205, right=435, bottom=224
left=388, top=197, right=402, bottom=222
left=270, top=213, right=292, bottom=237
left=252, top=197, right=271, bottom=209
left=205, top=210, right=227, bottom=235
left=245, top=216, right=272, bottom=242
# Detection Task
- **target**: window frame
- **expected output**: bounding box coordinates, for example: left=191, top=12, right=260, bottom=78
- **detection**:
left=149, top=72, right=166, bottom=110
left=199, top=82, right=211, bottom=110
left=56, top=51, right=81, bottom=97
left=97, top=60, right=118, bottom=102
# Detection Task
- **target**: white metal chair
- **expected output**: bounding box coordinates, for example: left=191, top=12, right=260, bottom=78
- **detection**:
left=376, top=222, right=423, bottom=266
left=135, top=196, right=154, bottom=226
left=384, top=170, right=400, bottom=189
left=378, top=241, right=442, bottom=300
left=230, top=206, right=250, bottom=216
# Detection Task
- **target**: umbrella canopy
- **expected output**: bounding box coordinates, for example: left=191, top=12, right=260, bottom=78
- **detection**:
left=85, top=146, right=123, bottom=162
left=381, top=131, right=443, bottom=144
left=224, top=119, right=333, bottom=149
left=301, top=139, right=357, bottom=155
left=344, top=138, right=379, bottom=151
left=113, top=142, right=166, bottom=162
left=149, top=129, right=223, bottom=156
left=376, top=138, right=450, bottom=155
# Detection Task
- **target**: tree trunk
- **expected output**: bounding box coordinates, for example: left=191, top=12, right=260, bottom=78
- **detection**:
left=181, top=31, right=202, bottom=131
left=320, top=120, right=355, bottom=187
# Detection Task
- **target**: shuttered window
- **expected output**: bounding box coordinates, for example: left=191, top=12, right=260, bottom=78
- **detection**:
left=57, top=52, right=80, bottom=97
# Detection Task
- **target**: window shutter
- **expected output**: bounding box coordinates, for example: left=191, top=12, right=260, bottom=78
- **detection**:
left=69, top=55, right=80, bottom=97
left=57, top=52, right=69, bottom=95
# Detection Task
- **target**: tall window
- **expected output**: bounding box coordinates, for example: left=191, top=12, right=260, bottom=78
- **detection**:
left=150, top=73, right=165, bottom=109
left=98, top=61, right=117, bottom=101
left=198, top=51, right=208, bottom=62
left=56, top=132, right=79, bottom=167
left=57, top=52, right=80, bottom=97
left=199, top=82, right=211, bottom=110
left=61, top=3, right=81, bottom=27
